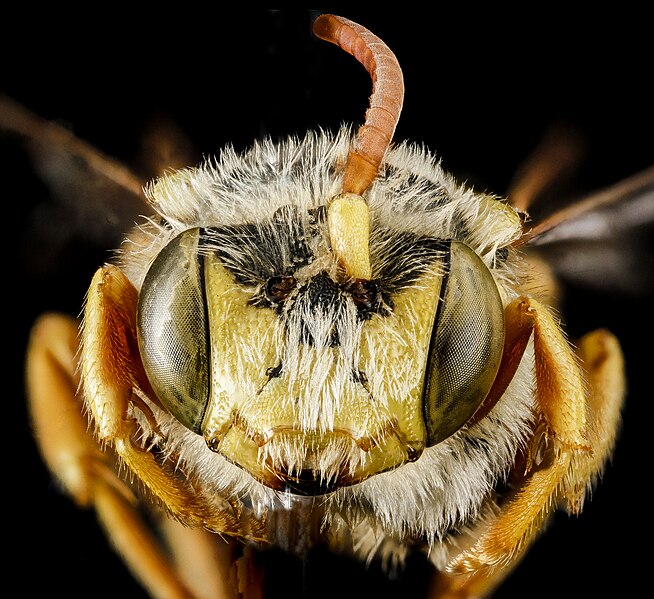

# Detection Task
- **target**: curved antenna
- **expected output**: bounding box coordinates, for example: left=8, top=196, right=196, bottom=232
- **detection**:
left=313, top=14, right=404, bottom=280
left=313, top=14, right=404, bottom=195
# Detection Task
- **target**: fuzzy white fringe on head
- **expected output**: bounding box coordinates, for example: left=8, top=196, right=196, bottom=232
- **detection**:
left=123, top=126, right=531, bottom=554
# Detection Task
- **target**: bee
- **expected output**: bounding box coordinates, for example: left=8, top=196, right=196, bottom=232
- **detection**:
left=7, top=10, right=653, bottom=599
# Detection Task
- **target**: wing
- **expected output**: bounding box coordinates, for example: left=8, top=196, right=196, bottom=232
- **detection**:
left=505, top=122, right=654, bottom=296
left=0, top=95, right=189, bottom=276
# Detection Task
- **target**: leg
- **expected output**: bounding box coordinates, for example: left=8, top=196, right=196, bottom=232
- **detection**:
left=26, top=313, right=197, bottom=598
left=80, top=264, right=265, bottom=541
left=431, top=297, right=625, bottom=597
left=564, top=328, right=624, bottom=512
left=27, top=267, right=268, bottom=598
left=159, top=520, right=265, bottom=599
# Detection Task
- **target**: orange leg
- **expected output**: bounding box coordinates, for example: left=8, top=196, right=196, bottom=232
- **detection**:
left=430, top=297, right=625, bottom=598
left=79, top=264, right=265, bottom=541
left=26, top=313, right=198, bottom=598
left=26, top=266, right=268, bottom=598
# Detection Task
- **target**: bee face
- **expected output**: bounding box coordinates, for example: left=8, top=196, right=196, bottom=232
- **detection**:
left=133, top=131, right=520, bottom=495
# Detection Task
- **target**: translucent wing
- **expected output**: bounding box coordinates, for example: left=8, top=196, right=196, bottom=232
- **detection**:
left=1, top=95, right=149, bottom=260
left=525, top=166, right=654, bottom=294
left=508, top=122, right=654, bottom=295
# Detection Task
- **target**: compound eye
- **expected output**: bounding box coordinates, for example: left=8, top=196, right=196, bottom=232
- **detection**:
left=423, top=241, right=504, bottom=446
left=137, top=228, right=209, bottom=433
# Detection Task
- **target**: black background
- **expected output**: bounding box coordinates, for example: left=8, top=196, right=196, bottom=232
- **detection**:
left=5, top=8, right=653, bottom=598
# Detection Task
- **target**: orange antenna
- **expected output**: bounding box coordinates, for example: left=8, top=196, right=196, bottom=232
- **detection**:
left=313, top=15, right=404, bottom=280
left=313, top=14, right=404, bottom=195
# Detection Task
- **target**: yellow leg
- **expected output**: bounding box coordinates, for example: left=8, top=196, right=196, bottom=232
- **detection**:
left=565, top=328, right=624, bottom=512
left=26, top=313, right=197, bottom=598
left=431, top=297, right=625, bottom=597
left=158, top=520, right=265, bottom=599
left=79, top=265, right=265, bottom=540
left=26, top=266, right=269, bottom=597
left=430, top=554, right=527, bottom=599
left=27, top=312, right=100, bottom=507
